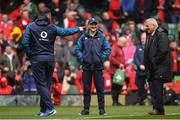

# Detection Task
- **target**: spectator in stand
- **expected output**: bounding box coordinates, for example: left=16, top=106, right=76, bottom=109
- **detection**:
left=0, top=29, right=8, bottom=56
left=171, top=0, right=180, bottom=23
left=136, top=0, right=158, bottom=21
left=47, top=0, right=67, bottom=26
left=75, top=69, right=96, bottom=94
left=64, top=2, right=82, bottom=39
left=161, top=0, right=173, bottom=23
left=66, top=39, right=77, bottom=65
left=38, top=2, right=47, bottom=15
left=103, top=60, right=112, bottom=93
left=61, top=68, right=71, bottom=95
left=9, top=5, right=23, bottom=21
left=108, top=32, right=118, bottom=47
left=127, top=20, right=140, bottom=45
left=68, top=0, right=86, bottom=27
left=21, top=0, right=39, bottom=19
left=121, top=0, right=140, bottom=23
left=17, top=10, right=31, bottom=33
left=109, top=36, right=127, bottom=106
left=54, top=36, right=69, bottom=65
left=51, top=77, right=62, bottom=105
left=14, top=70, right=23, bottom=94
left=157, top=0, right=166, bottom=22
left=75, top=70, right=84, bottom=94
left=102, top=12, right=120, bottom=33
left=10, top=26, right=25, bottom=65
left=108, top=0, right=123, bottom=22
left=10, top=26, right=22, bottom=43
left=80, top=0, right=109, bottom=13
left=0, top=45, right=21, bottom=86
left=51, top=63, right=62, bottom=105
left=23, top=65, right=37, bottom=94
left=134, top=32, right=147, bottom=105
left=0, top=77, right=13, bottom=95
left=163, top=84, right=178, bottom=105
left=61, top=60, right=79, bottom=95
left=169, top=40, right=178, bottom=76
left=0, top=14, right=13, bottom=41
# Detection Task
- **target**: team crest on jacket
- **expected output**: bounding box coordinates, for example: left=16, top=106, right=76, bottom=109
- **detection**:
left=39, top=31, right=49, bottom=41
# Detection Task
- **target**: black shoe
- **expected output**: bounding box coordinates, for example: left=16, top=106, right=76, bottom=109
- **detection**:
left=112, top=102, right=122, bottom=106
left=79, top=109, right=89, bottom=115
left=148, top=109, right=165, bottom=115
left=134, top=102, right=145, bottom=106
left=99, top=109, right=107, bottom=115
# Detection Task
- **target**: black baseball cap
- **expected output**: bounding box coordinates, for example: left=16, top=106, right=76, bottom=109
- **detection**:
left=88, top=18, right=98, bottom=24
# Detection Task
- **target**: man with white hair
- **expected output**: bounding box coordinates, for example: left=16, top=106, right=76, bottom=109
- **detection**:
left=144, top=18, right=172, bottom=115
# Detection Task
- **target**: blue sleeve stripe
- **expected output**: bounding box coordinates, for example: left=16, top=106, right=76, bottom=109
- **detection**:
left=22, top=24, right=31, bottom=53
left=75, top=35, right=84, bottom=62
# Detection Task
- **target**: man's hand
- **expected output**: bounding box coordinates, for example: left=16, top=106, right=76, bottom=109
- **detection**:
left=79, top=26, right=85, bottom=32
left=119, top=64, right=125, bottom=69
left=4, top=67, right=9, bottom=72
left=139, top=64, right=145, bottom=70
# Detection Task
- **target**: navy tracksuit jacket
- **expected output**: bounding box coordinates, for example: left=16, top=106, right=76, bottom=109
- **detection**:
left=22, top=16, right=80, bottom=112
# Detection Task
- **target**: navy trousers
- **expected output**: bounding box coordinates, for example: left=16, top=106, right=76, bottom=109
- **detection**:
left=82, top=70, right=104, bottom=110
left=149, top=79, right=164, bottom=112
left=31, top=61, right=54, bottom=112
left=135, top=75, right=147, bottom=104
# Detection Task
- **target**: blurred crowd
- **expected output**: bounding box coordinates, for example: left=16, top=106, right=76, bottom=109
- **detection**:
left=0, top=0, right=180, bottom=105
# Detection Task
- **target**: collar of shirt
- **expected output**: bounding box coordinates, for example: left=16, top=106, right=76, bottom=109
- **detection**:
left=151, top=31, right=155, bottom=37
left=89, top=30, right=96, bottom=37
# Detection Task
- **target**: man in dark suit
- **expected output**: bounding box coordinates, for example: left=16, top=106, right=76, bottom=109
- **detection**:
left=144, top=18, right=172, bottom=115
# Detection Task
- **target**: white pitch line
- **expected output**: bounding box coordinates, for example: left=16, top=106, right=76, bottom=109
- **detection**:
left=85, top=113, right=180, bottom=119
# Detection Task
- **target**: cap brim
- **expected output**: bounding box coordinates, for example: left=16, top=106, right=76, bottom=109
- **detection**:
left=89, top=22, right=98, bottom=24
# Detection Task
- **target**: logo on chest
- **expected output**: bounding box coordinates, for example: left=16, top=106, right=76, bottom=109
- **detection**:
left=39, top=31, right=49, bottom=41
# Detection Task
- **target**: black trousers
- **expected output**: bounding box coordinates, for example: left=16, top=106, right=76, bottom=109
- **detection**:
left=111, top=83, right=122, bottom=104
left=82, top=70, right=104, bottom=110
left=135, top=75, right=147, bottom=104
left=31, top=61, right=55, bottom=112
left=149, top=79, right=164, bottom=112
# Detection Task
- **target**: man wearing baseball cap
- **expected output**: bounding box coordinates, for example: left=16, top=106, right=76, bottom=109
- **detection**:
left=75, top=18, right=111, bottom=115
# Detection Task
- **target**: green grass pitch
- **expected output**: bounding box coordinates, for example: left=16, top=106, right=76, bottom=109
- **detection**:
left=0, top=106, right=180, bottom=119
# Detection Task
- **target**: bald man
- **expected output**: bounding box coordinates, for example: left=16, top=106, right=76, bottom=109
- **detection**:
left=144, top=18, right=172, bottom=115
left=109, top=36, right=127, bottom=106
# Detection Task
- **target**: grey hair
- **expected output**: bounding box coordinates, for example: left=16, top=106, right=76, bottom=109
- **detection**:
left=145, top=18, right=158, bottom=28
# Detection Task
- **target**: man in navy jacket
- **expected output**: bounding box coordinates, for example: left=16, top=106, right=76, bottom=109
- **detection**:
left=75, top=18, right=111, bottom=115
left=134, top=32, right=147, bottom=105
left=22, top=8, right=83, bottom=117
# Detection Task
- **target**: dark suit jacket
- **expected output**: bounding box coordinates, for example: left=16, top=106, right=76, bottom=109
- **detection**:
left=144, top=27, right=172, bottom=82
